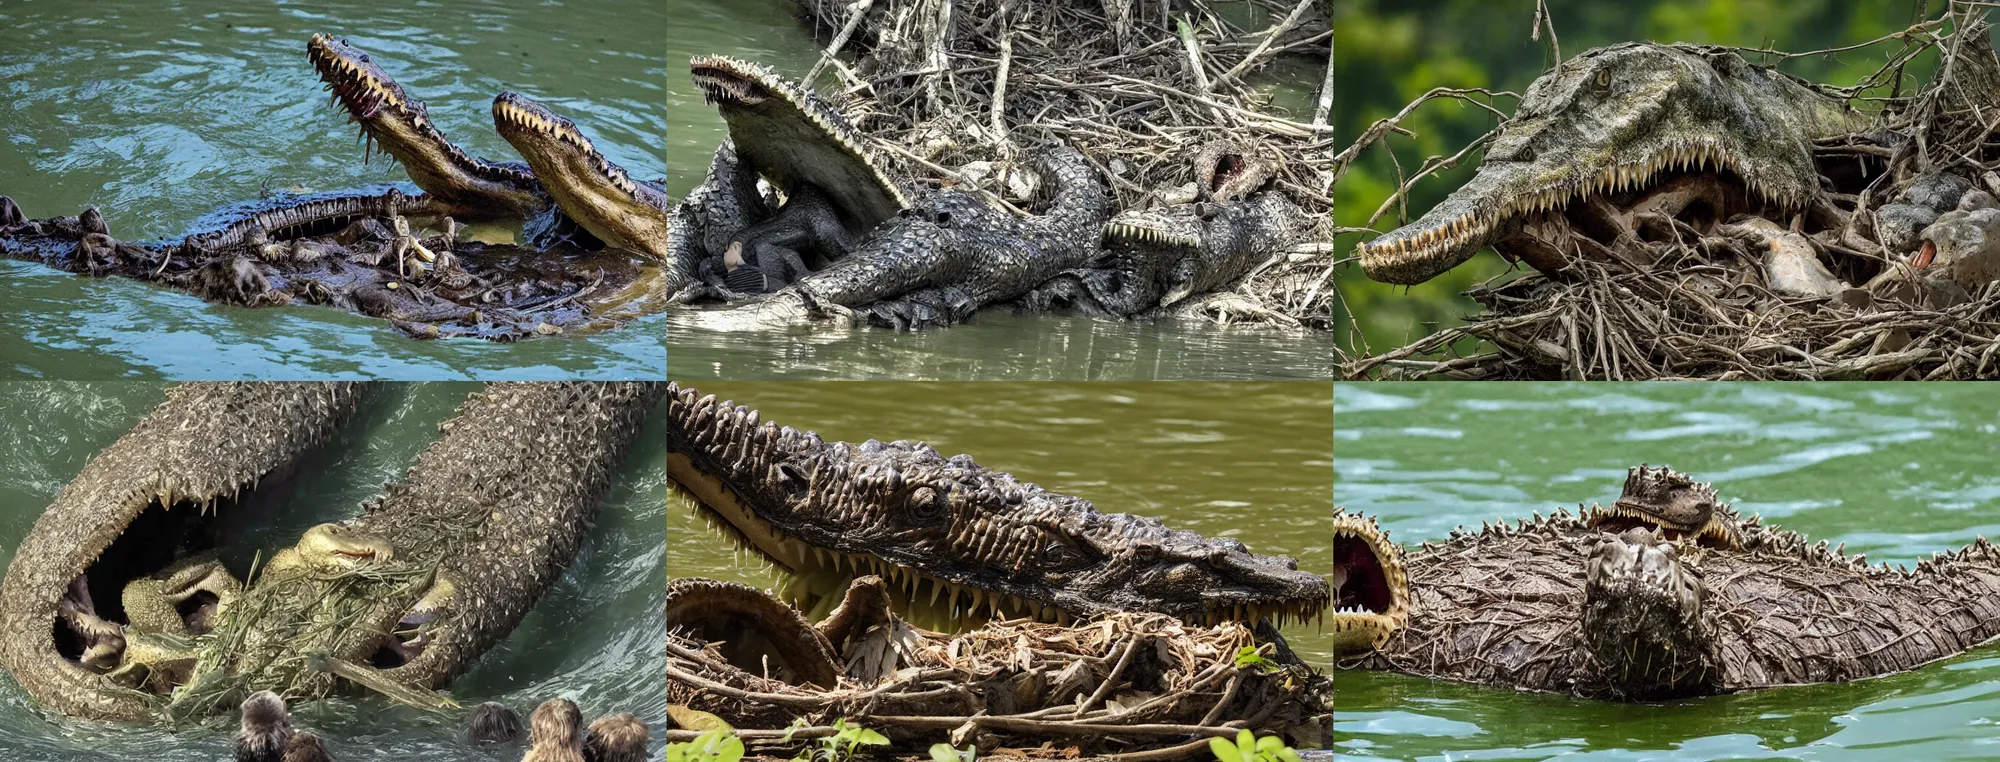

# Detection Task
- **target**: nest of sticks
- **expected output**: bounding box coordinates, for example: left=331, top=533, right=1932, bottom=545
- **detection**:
left=1344, top=5, right=2000, bottom=379
left=666, top=611, right=1326, bottom=758
left=785, top=0, right=1343, bottom=328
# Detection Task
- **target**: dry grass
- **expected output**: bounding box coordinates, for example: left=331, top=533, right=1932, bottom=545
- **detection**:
left=1342, top=4, right=2000, bottom=379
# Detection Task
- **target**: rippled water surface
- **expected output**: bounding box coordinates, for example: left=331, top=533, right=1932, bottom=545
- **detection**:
left=0, top=1, right=667, bottom=379
left=667, top=381, right=1335, bottom=666
left=0, top=383, right=666, bottom=761
left=1334, top=382, right=2000, bottom=761
left=663, top=1, right=1337, bottom=380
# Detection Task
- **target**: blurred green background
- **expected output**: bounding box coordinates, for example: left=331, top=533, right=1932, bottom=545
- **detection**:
left=1331, top=0, right=1947, bottom=358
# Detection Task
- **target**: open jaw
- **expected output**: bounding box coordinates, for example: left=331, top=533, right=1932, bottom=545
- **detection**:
left=492, top=91, right=671, bottom=259
left=306, top=34, right=542, bottom=219
left=0, top=383, right=368, bottom=721
left=688, top=55, right=908, bottom=235
left=666, top=383, right=1330, bottom=631
left=1584, top=465, right=1741, bottom=549
left=1356, top=42, right=1867, bottom=286
left=1331, top=511, right=1409, bottom=657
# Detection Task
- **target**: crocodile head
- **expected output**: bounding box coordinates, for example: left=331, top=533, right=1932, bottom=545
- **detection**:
left=492, top=91, right=672, bottom=259
left=1331, top=510, right=1408, bottom=657
left=263, top=523, right=395, bottom=574
left=307, top=34, right=543, bottom=219
left=689, top=55, right=907, bottom=235
left=0, top=383, right=365, bottom=721
left=1586, top=465, right=1742, bottom=549
left=1358, top=42, right=1868, bottom=284
left=666, top=384, right=1329, bottom=629
left=1582, top=527, right=1714, bottom=698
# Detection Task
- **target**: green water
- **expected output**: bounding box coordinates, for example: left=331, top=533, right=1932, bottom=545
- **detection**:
left=1333, top=382, right=2000, bottom=761
left=662, top=1, right=1340, bottom=380
left=0, top=1, right=667, bottom=379
left=0, top=383, right=666, bottom=761
left=666, top=381, right=1335, bottom=669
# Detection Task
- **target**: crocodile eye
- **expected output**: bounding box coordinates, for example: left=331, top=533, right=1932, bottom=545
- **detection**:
left=1517, top=145, right=1537, bottom=163
left=905, top=485, right=948, bottom=524
left=931, top=211, right=953, bottom=226
left=1206, top=549, right=1230, bottom=569
left=1042, top=538, right=1085, bottom=568
left=1131, top=543, right=1159, bottom=562
left=1593, top=69, right=1612, bottom=90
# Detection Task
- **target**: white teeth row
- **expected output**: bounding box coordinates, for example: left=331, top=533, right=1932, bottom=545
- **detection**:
left=1364, top=139, right=1783, bottom=259
left=692, top=55, right=908, bottom=209
left=1105, top=222, right=1198, bottom=247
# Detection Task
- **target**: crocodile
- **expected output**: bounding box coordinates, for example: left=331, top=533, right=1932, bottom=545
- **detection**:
left=491, top=91, right=674, bottom=266
left=167, top=382, right=662, bottom=717
left=1336, top=465, right=2000, bottom=700
left=1357, top=42, right=1870, bottom=285
left=687, top=55, right=908, bottom=292
left=695, top=143, right=1113, bottom=329
left=307, top=34, right=546, bottom=223
left=0, top=191, right=638, bottom=340
left=664, top=382, right=1328, bottom=631
left=1025, top=143, right=1304, bottom=316
left=0, top=383, right=370, bottom=721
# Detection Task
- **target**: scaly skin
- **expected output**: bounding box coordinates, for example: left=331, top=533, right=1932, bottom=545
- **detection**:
left=1339, top=466, right=2000, bottom=700
left=176, top=383, right=663, bottom=714
left=705, top=144, right=1112, bottom=329
left=0, top=191, right=641, bottom=340
left=669, top=142, right=769, bottom=303
left=259, top=523, right=396, bottom=577
left=1358, top=42, right=1869, bottom=285
left=689, top=55, right=907, bottom=239
left=1033, top=193, right=1302, bottom=316
left=1025, top=143, right=1301, bottom=316
left=664, top=383, right=1329, bottom=629
left=0, top=383, right=370, bottom=721
left=307, top=34, right=545, bottom=220
left=491, top=92, right=673, bottom=262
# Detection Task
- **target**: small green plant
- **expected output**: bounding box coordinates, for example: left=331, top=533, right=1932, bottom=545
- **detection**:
left=929, top=742, right=978, bottom=762
left=666, top=728, right=746, bottom=762
left=1208, top=729, right=1300, bottom=762
left=791, top=717, right=891, bottom=762
left=1234, top=645, right=1277, bottom=673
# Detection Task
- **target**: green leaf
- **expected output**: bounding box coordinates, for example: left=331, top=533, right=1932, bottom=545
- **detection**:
left=930, top=743, right=960, bottom=762
left=1235, top=729, right=1258, bottom=760
left=855, top=729, right=892, bottom=746
left=1209, top=736, right=1243, bottom=762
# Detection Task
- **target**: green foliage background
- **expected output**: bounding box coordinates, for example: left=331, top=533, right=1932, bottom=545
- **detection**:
left=1331, top=0, right=1943, bottom=356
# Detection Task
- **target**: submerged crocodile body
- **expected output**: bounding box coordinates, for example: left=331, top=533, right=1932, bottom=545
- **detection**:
left=0, top=382, right=660, bottom=721
left=1357, top=42, right=1869, bottom=285
left=664, top=383, right=1328, bottom=631
left=0, top=35, right=666, bottom=339
left=0, top=191, right=638, bottom=340
left=1335, top=466, right=2000, bottom=700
